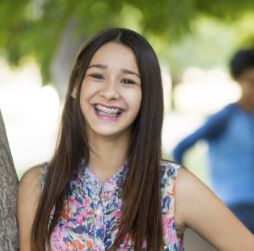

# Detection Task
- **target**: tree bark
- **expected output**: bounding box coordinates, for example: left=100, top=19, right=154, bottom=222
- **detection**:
left=0, top=110, right=19, bottom=250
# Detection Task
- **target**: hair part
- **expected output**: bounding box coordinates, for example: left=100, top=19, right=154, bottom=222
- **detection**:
left=31, top=27, right=164, bottom=251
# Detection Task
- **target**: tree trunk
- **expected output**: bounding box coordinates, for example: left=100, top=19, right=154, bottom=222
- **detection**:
left=50, top=19, right=85, bottom=99
left=0, top=110, right=19, bottom=250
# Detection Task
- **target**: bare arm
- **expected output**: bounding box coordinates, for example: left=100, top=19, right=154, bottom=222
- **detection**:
left=175, top=168, right=254, bottom=251
left=18, top=166, right=42, bottom=251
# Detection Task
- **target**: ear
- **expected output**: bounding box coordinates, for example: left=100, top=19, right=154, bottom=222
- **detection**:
left=71, top=87, right=77, bottom=99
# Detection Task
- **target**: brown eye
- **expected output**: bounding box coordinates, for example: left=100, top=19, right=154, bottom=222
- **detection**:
left=121, top=79, right=135, bottom=85
left=90, top=73, right=104, bottom=80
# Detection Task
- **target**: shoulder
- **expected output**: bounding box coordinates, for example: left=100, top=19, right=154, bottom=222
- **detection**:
left=160, top=160, right=199, bottom=184
left=199, top=103, right=236, bottom=139
left=174, top=167, right=226, bottom=228
left=208, top=103, right=236, bottom=121
left=160, top=160, right=180, bottom=178
left=220, top=103, right=237, bottom=112
left=18, top=165, right=44, bottom=207
left=18, top=164, right=46, bottom=214
left=174, top=167, right=200, bottom=196
left=174, top=167, right=209, bottom=230
left=160, top=160, right=181, bottom=194
left=175, top=167, right=210, bottom=204
left=19, top=165, right=43, bottom=191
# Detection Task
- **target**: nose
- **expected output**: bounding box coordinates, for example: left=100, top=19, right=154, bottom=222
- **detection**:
left=99, top=80, right=120, bottom=100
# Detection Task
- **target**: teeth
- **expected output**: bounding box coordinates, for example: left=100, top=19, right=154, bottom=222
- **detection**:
left=95, top=104, right=121, bottom=115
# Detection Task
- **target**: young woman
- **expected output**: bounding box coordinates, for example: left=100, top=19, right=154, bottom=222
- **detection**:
left=18, top=28, right=254, bottom=251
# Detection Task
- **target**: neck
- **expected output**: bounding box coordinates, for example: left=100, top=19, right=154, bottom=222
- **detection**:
left=237, top=98, right=254, bottom=113
left=88, top=133, right=129, bottom=182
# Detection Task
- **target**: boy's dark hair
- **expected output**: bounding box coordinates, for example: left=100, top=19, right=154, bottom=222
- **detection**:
left=230, top=48, right=254, bottom=79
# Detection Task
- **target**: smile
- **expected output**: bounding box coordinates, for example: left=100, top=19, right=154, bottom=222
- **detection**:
left=94, top=104, right=123, bottom=118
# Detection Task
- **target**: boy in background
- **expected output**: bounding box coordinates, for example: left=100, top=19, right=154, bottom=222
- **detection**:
left=173, top=48, right=254, bottom=233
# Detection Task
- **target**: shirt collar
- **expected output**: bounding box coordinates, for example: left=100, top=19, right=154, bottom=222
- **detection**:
left=79, top=160, right=128, bottom=199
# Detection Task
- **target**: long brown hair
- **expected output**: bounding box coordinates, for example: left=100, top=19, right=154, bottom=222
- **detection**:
left=31, top=28, right=164, bottom=251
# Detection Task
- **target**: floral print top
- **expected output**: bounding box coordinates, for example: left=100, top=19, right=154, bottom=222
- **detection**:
left=41, top=161, right=184, bottom=251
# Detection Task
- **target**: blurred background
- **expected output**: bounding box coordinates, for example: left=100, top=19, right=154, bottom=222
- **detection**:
left=2, top=0, right=252, bottom=179
left=1, top=1, right=254, bottom=249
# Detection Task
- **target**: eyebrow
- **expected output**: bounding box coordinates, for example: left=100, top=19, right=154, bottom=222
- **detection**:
left=87, top=64, right=140, bottom=78
left=122, top=69, right=140, bottom=78
left=87, top=64, right=107, bottom=69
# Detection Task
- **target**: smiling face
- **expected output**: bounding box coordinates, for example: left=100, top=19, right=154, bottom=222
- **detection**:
left=79, top=42, right=142, bottom=141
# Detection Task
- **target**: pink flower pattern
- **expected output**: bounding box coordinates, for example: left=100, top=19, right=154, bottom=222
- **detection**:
left=41, top=161, right=184, bottom=250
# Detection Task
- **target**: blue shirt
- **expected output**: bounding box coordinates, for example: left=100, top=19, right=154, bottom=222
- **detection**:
left=173, top=103, right=254, bottom=206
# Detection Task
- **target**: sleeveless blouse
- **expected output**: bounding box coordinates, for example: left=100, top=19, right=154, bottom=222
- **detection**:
left=40, top=161, right=184, bottom=250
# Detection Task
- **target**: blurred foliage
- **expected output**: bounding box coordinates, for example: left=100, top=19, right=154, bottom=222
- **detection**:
left=164, top=17, right=237, bottom=81
left=0, top=0, right=254, bottom=82
left=166, top=13, right=254, bottom=82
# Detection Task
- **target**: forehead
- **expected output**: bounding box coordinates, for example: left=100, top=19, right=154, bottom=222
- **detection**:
left=240, top=68, right=254, bottom=80
left=89, top=42, right=139, bottom=71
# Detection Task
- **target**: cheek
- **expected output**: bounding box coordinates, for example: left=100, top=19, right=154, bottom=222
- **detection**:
left=80, top=82, right=97, bottom=101
left=245, top=85, right=254, bottom=95
left=126, top=90, right=142, bottom=112
left=250, top=89, right=254, bottom=99
left=79, top=83, right=95, bottom=118
left=136, top=93, right=142, bottom=112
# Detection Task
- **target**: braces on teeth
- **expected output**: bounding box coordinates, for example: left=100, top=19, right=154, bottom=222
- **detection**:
left=95, top=105, right=121, bottom=115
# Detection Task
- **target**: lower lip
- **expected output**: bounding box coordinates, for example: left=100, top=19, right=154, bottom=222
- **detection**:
left=93, top=106, right=122, bottom=121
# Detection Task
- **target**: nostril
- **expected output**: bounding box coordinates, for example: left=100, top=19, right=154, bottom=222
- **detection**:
left=99, top=86, right=120, bottom=99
